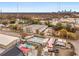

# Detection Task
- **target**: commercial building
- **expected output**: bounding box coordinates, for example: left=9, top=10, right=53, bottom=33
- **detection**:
left=0, top=34, right=19, bottom=55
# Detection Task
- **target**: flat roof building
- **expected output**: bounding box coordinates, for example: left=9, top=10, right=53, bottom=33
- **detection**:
left=0, top=34, right=19, bottom=55
left=23, top=24, right=48, bottom=34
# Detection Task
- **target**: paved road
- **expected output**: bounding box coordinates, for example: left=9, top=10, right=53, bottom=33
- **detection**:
left=0, top=30, right=20, bottom=37
left=69, top=40, right=79, bottom=56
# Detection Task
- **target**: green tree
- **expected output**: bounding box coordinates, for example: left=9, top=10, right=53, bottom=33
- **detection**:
left=32, top=19, right=40, bottom=24
left=9, top=24, right=17, bottom=30
left=53, top=23, right=63, bottom=31
left=67, top=32, right=77, bottom=40
left=65, top=24, right=71, bottom=32
left=45, top=21, right=53, bottom=27
left=10, top=20, right=16, bottom=24
left=36, top=29, right=39, bottom=34
left=40, top=32, right=44, bottom=36
left=2, top=21, right=8, bottom=25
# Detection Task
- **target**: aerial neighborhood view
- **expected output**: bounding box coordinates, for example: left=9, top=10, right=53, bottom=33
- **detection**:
left=0, top=2, right=79, bottom=56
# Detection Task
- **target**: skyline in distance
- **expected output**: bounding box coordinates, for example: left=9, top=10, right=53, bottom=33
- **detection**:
left=0, top=2, right=79, bottom=13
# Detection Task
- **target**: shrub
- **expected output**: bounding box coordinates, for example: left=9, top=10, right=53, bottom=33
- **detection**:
left=2, top=21, right=8, bottom=25
left=9, top=24, right=17, bottom=30
left=10, top=20, right=16, bottom=24
left=53, top=23, right=63, bottom=31
left=67, top=32, right=77, bottom=40
left=58, top=29, right=68, bottom=38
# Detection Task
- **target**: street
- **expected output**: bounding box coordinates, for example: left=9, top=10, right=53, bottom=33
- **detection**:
left=69, top=40, right=79, bottom=56
left=0, top=30, right=20, bottom=37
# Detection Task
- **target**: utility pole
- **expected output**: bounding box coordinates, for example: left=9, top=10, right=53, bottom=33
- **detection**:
left=74, top=18, right=76, bottom=30
left=0, top=9, right=1, bottom=20
left=17, top=2, right=24, bottom=34
left=17, top=2, right=19, bottom=19
left=0, top=9, right=2, bottom=21
left=15, top=2, right=19, bottom=25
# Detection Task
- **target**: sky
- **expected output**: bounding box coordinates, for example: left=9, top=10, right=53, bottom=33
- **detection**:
left=0, top=2, right=79, bottom=12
